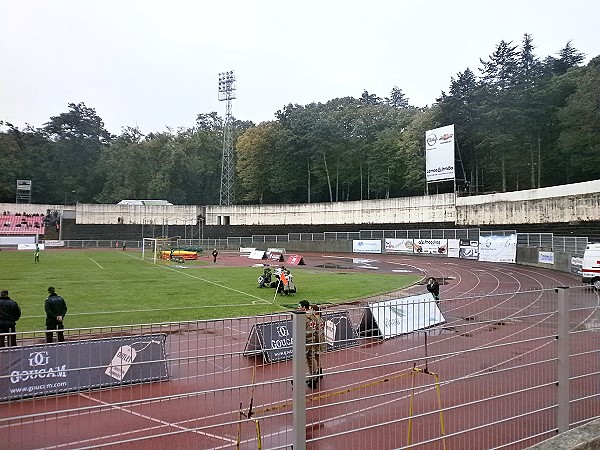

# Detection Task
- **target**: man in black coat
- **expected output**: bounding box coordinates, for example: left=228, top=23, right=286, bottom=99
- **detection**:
left=426, top=277, right=440, bottom=304
left=0, top=289, right=21, bottom=347
left=45, top=286, right=68, bottom=343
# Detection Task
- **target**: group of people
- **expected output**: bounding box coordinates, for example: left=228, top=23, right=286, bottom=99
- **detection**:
left=0, top=286, right=68, bottom=348
left=258, top=266, right=297, bottom=294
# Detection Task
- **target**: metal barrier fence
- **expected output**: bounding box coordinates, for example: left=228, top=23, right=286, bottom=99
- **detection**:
left=2, top=285, right=600, bottom=449
left=57, top=229, right=589, bottom=256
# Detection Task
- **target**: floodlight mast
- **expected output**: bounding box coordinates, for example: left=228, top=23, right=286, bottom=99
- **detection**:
left=218, top=70, right=236, bottom=206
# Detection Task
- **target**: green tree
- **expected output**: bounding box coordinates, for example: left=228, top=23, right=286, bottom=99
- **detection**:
left=41, top=102, right=112, bottom=203
left=556, top=56, right=600, bottom=183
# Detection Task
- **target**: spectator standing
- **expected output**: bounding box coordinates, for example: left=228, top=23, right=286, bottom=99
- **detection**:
left=45, top=286, right=67, bottom=343
left=298, top=300, right=323, bottom=388
left=0, top=290, right=21, bottom=347
left=212, top=248, right=219, bottom=263
left=311, top=304, right=326, bottom=380
left=426, top=277, right=440, bottom=303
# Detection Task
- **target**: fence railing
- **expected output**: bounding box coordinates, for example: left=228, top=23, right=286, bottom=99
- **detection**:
left=2, top=285, right=599, bottom=449
left=54, top=228, right=590, bottom=256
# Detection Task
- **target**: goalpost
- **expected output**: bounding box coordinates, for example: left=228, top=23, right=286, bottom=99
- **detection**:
left=142, top=237, right=178, bottom=263
left=142, top=238, right=158, bottom=264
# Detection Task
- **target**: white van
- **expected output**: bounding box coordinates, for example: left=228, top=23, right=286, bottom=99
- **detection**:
left=582, top=243, right=600, bottom=289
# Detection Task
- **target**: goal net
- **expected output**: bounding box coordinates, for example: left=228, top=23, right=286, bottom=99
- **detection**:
left=142, top=237, right=177, bottom=263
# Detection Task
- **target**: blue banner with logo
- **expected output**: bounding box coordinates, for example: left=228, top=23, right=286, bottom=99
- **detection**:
left=244, top=311, right=358, bottom=363
left=0, top=334, right=169, bottom=401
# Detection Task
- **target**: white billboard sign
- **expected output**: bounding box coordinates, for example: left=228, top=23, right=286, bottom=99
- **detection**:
left=368, top=293, right=445, bottom=339
left=353, top=240, right=382, bottom=254
left=425, top=124, right=455, bottom=182
left=479, top=235, right=517, bottom=263
left=385, top=238, right=416, bottom=254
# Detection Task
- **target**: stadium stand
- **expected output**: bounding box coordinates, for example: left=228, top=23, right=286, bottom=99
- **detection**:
left=0, top=212, right=46, bottom=235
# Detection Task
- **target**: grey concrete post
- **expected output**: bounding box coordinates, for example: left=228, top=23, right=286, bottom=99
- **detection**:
left=557, top=286, right=570, bottom=434
left=292, top=310, right=306, bottom=450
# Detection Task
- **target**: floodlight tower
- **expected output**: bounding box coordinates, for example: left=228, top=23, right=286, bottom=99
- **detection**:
left=218, top=70, right=236, bottom=206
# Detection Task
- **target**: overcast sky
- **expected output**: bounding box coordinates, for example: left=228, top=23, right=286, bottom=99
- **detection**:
left=1, top=0, right=599, bottom=135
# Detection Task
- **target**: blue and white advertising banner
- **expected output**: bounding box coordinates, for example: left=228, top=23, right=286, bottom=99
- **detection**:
left=353, top=239, right=382, bottom=254
left=425, top=124, right=455, bottom=182
left=479, top=235, right=517, bottom=263
left=364, top=293, right=445, bottom=339
left=0, top=334, right=169, bottom=401
left=538, top=251, right=555, bottom=264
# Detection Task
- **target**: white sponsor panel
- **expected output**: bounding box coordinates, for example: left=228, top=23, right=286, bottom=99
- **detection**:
left=44, top=240, right=65, bottom=247
left=571, top=256, right=583, bottom=275
left=239, top=247, right=255, bottom=255
left=447, top=239, right=460, bottom=258
left=105, top=345, right=138, bottom=381
left=425, top=124, right=455, bottom=182
left=385, top=238, right=415, bottom=254
left=538, top=251, right=555, bottom=265
left=459, top=239, right=479, bottom=260
left=479, top=235, right=517, bottom=263
left=369, top=293, right=445, bottom=339
left=18, top=243, right=44, bottom=250
left=248, top=250, right=267, bottom=260
left=413, top=239, right=448, bottom=255
left=353, top=240, right=382, bottom=254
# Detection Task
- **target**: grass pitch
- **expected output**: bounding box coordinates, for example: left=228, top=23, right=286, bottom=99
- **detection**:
left=0, top=249, right=421, bottom=331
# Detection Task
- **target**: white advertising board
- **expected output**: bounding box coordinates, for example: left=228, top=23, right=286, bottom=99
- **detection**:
left=17, top=243, right=45, bottom=250
left=413, top=238, right=448, bottom=255
left=385, top=238, right=448, bottom=255
left=385, top=238, right=416, bottom=254
left=368, top=293, right=445, bottom=339
left=478, top=235, right=517, bottom=263
left=425, top=124, right=455, bottom=182
left=538, top=251, right=555, bottom=264
left=459, top=239, right=479, bottom=260
left=447, top=239, right=460, bottom=258
left=353, top=240, right=382, bottom=254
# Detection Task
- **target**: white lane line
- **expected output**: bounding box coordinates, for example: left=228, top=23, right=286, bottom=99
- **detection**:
left=89, top=258, right=104, bottom=269
left=122, top=251, right=269, bottom=303
left=78, top=392, right=237, bottom=445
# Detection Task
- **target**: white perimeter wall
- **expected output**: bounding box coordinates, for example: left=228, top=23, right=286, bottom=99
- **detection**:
left=1, top=179, right=599, bottom=227
left=76, top=204, right=198, bottom=225
left=206, top=193, right=456, bottom=226
left=455, top=180, right=600, bottom=225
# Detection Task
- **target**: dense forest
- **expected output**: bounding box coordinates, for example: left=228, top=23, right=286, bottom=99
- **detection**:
left=1, top=34, right=599, bottom=206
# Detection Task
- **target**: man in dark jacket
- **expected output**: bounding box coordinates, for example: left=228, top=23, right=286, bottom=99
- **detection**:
left=0, top=289, right=21, bottom=347
left=45, top=286, right=67, bottom=343
left=426, top=277, right=440, bottom=304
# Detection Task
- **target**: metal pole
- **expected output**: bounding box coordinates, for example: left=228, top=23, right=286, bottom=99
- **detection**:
left=557, top=286, right=570, bottom=433
left=292, top=310, right=306, bottom=450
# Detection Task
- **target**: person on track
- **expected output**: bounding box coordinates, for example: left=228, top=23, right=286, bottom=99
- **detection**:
left=426, top=277, right=440, bottom=304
